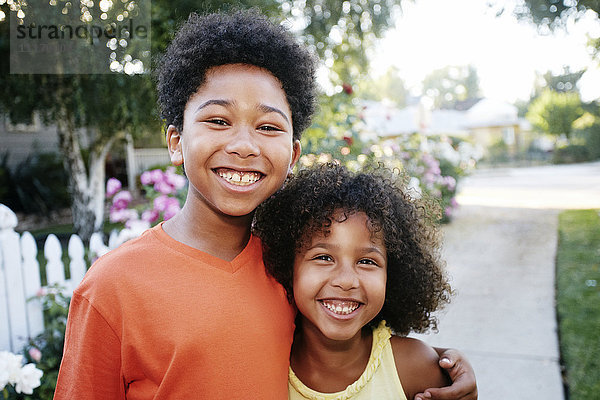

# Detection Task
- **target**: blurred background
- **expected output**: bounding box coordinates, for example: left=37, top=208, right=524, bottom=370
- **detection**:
left=0, top=0, right=598, bottom=399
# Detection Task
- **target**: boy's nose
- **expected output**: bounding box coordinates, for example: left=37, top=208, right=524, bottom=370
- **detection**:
left=224, top=125, right=261, bottom=158
left=330, top=262, right=359, bottom=291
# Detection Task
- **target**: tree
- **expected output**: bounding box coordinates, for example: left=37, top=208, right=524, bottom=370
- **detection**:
left=527, top=89, right=585, bottom=139
left=1, top=0, right=407, bottom=240
left=422, top=65, right=481, bottom=109
left=1, top=1, right=159, bottom=241
left=294, top=0, right=406, bottom=83
left=533, top=67, right=586, bottom=97
left=491, top=1, right=600, bottom=60
left=356, top=66, right=408, bottom=107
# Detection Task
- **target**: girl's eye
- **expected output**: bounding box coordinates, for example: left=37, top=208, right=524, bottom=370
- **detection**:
left=358, top=259, right=378, bottom=267
left=312, top=255, right=333, bottom=262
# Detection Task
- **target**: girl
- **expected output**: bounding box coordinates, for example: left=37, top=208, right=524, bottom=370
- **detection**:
left=254, top=163, right=454, bottom=399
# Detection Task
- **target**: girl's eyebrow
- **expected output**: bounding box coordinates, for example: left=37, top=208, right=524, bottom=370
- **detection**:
left=308, top=243, right=386, bottom=257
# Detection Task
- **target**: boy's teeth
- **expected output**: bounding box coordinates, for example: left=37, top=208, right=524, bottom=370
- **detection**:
left=321, top=300, right=360, bottom=315
left=217, top=169, right=262, bottom=186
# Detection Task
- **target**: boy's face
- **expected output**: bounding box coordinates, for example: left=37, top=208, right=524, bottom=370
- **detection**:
left=292, top=212, right=387, bottom=342
left=167, top=64, right=301, bottom=218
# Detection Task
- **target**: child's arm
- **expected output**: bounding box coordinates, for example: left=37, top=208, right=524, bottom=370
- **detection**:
left=414, top=348, right=478, bottom=400
left=54, top=292, right=125, bottom=399
left=391, top=337, right=450, bottom=400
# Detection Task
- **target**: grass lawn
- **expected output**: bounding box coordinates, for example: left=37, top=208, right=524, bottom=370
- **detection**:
left=556, top=210, right=600, bottom=399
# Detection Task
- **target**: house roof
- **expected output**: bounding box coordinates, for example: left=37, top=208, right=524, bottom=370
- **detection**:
left=361, top=98, right=522, bottom=138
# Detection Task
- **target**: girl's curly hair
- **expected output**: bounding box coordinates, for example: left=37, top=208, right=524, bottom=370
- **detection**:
left=156, top=9, right=318, bottom=141
left=253, top=163, right=452, bottom=335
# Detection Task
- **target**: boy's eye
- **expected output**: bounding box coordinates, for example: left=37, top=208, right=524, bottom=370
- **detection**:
left=206, top=119, right=228, bottom=126
left=258, top=124, right=284, bottom=133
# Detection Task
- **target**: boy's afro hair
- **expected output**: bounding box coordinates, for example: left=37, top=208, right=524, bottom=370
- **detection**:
left=156, top=9, right=318, bottom=140
left=253, top=163, right=452, bottom=335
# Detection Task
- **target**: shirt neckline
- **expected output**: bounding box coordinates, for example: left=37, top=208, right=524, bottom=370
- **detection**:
left=150, top=222, right=261, bottom=274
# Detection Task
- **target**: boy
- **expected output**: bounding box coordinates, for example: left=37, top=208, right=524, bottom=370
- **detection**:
left=54, top=10, right=476, bottom=399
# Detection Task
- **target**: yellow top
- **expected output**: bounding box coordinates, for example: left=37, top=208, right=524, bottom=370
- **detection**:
left=288, top=321, right=407, bottom=400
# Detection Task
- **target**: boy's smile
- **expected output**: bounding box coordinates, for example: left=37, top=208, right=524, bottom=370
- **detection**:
left=167, top=63, right=301, bottom=219
left=293, top=212, right=387, bottom=342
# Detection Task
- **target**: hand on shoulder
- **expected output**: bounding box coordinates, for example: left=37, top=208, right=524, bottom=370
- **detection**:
left=390, top=336, right=450, bottom=400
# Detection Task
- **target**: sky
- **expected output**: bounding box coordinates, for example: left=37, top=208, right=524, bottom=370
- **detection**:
left=369, top=0, right=600, bottom=103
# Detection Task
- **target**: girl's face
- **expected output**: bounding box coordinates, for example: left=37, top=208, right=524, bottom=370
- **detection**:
left=293, top=211, right=387, bottom=342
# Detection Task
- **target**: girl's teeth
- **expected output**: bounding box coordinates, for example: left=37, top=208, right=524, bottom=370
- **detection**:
left=322, top=301, right=359, bottom=315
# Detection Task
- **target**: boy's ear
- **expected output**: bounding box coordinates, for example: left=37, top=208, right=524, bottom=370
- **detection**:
left=289, top=139, right=302, bottom=174
left=166, top=125, right=184, bottom=166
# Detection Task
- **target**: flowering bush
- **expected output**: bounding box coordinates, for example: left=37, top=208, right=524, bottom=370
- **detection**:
left=2, top=285, right=72, bottom=400
left=299, top=132, right=481, bottom=222
left=106, top=166, right=187, bottom=245
left=300, top=84, right=481, bottom=222
left=0, top=351, right=43, bottom=398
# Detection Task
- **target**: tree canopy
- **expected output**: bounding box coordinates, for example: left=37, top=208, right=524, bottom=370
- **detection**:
left=527, top=89, right=585, bottom=138
left=0, top=0, right=409, bottom=239
left=422, top=65, right=481, bottom=109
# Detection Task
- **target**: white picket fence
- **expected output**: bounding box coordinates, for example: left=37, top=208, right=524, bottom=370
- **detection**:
left=0, top=204, right=121, bottom=353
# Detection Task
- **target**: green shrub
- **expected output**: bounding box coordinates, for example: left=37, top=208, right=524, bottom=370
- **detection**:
left=552, top=144, right=590, bottom=164
left=3, top=152, right=71, bottom=215
left=485, top=139, right=510, bottom=163
left=556, top=210, right=600, bottom=399
left=582, top=123, right=600, bottom=160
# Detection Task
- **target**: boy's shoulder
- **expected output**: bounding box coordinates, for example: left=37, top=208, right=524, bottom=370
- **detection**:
left=390, top=335, right=449, bottom=398
left=77, top=226, right=166, bottom=293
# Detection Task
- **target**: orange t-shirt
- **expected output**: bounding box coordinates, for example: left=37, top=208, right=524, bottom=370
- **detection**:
left=54, top=223, right=295, bottom=400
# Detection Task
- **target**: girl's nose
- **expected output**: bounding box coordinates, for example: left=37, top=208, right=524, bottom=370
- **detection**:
left=224, top=125, right=261, bottom=158
left=330, top=262, right=360, bottom=291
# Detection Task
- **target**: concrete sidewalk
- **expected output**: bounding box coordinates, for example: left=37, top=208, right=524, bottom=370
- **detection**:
left=412, top=162, right=600, bottom=399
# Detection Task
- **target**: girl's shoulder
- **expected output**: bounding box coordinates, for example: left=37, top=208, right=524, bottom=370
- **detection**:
left=390, top=336, right=449, bottom=399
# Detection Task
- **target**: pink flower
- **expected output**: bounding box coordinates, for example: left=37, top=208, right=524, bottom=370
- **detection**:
left=106, top=178, right=122, bottom=198
left=165, top=168, right=187, bottom=190
left=149, top=169, right=164, bottom=184
left=153, top=194, right=170, bottom=212
left=141, top=209, right=160, bottom=223
left=163, top=201, right=181, bottom=220
left=154, top=180, right=175, bottom=195
left=140, top=171, right=153, bottom=186
left=35, top=288, right=47, bottom=298
left=112, top=190, right=132, bottom=210
left=28, top=347, right=42, bottom=362
left=110, top=207, right=138, bottom=223
left=444, top=176, right=457, bottom=191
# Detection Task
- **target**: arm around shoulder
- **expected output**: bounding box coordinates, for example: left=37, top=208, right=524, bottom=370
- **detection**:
left=391, top=336, right=450, bottom=400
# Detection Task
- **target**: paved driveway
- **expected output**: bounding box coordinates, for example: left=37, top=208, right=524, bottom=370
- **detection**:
left=412, top=161, right=600, bottom=399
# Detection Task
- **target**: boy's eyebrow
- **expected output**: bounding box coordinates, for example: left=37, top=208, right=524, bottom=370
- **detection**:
left=257, top=104, right=290, bottom=124
left=194, top=99, right=290, bottom=125
left=195, top=99, right=231, bottom=113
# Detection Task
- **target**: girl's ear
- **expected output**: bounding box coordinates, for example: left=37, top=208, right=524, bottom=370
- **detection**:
left=288, top=139, right=302, bottom=175
left=166, top=125, right=184, bottom=166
